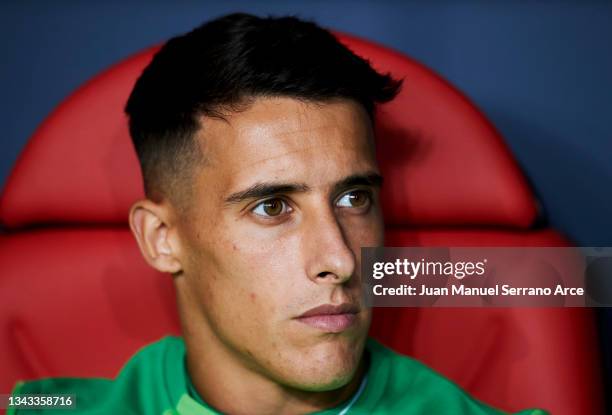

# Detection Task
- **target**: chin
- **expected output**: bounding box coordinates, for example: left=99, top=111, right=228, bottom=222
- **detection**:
left=282, top=337, right=365, bottom=392
left=288, top=365, right=357, bottom=393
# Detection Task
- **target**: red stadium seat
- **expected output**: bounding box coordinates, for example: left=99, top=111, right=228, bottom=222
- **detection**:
left=0, top=33, right=603, bottom=414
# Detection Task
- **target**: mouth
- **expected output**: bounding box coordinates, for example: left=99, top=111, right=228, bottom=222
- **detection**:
left=295, top=303, right=360, bottom=333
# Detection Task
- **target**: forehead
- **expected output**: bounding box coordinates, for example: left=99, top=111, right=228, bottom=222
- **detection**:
left=194, top=97, right=377, bottom=192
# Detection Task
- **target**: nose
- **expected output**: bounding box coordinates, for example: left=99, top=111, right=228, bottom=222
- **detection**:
left=303, top=207, right=356, bottom=285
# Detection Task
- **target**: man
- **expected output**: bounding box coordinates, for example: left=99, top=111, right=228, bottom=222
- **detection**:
left=10, top=13, right=547, bottom=415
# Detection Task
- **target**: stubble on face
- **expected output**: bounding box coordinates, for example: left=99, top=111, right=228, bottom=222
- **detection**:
left=172, top=97, right=384, bottom=412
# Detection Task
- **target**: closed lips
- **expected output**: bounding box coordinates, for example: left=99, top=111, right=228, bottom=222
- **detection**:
left=296, top=303, right=360, bottom=333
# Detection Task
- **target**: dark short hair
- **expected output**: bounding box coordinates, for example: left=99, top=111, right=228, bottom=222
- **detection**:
left=125, top=12, right=402, bottom=205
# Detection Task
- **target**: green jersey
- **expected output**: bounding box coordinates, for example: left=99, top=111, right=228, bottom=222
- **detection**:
left=8, top=336, right=547, bottom=415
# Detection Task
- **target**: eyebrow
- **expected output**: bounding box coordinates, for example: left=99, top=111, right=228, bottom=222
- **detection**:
left=224, top=183, right=310, bottom=204
left=331, top=172, right=383, bottom=196
left=223, top=171, right=383, bottom=205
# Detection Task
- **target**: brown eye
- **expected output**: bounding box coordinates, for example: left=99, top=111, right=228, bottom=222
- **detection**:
left=337, top=190, right=370, bottom=208
left=252, top=198, right=288, bottom=217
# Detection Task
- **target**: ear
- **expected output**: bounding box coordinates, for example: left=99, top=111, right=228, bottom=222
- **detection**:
left=129, top=199, right=183, bottom=274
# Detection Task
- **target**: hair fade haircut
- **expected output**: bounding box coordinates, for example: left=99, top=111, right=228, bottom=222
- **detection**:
left=125, top=12, right=402, bottom=206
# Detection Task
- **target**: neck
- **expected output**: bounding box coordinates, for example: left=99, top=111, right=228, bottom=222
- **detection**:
left=177, top=289, right=368, bottom=415
left=185, top=344, right=367, bottom=415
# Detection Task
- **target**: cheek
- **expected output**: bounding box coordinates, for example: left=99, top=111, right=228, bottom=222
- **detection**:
left=196, top=226, right=300, bottom=325
left=342, top=208, right=385, bottom=248
left=193, top=232, right=310, bottom=365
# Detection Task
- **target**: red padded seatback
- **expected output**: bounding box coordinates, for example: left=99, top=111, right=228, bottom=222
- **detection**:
left=372, top=229, right=602, bottom=414
left=0, top=33, right=603, bottom=415
left=0, top=229, right=602, bottom=414
left=0, top=34, right=537, bottom=228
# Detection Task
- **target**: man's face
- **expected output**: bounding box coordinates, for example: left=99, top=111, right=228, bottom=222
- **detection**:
left=174, top=97, right=384, bottom=391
